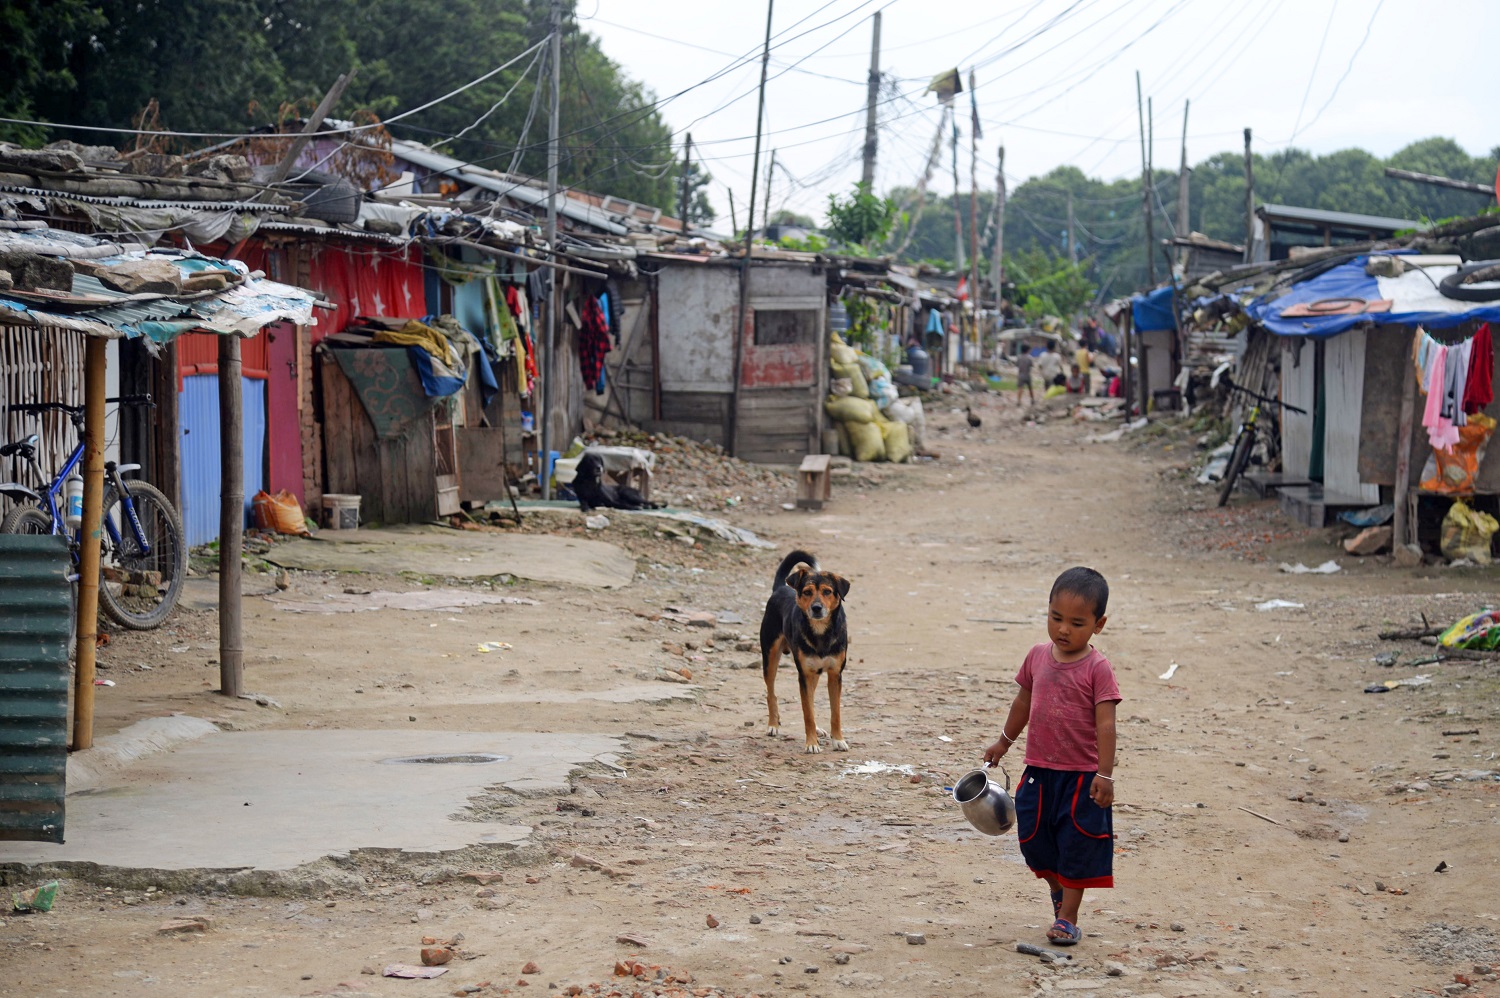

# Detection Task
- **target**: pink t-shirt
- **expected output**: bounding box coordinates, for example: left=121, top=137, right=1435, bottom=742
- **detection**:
left=1015, top=642, right=1122, bottom=771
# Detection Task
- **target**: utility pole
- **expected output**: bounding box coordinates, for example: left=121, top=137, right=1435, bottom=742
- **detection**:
left=968, top=69, right=980, bottom=325
left=540, top=0, right=562, bottom=500
left=1242, top=127, right=1255, bottom=263
left=860, top=12, right=881, bottom=189
left=950, top=108, right=964, bottom=273
left=1136, top=72, right=1155, bottom=286
left=730, top=0, right=774, bottom=458
left=678, top=132, right=692, bottom=229
left=763, top=149, right=776, bottom=235
left=1066, top=191, right=1077, bottom=265
left=992, top=144, right=1005, bottom=309
left=1175, top=99, right=1190, bottom=268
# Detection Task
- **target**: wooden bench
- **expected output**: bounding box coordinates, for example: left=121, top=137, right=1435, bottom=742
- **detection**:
left=796, top=454, right=832, bottom=510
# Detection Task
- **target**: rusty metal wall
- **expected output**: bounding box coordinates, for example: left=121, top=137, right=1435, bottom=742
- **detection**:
left=0, top=534, right=71, bottom=843
left=0, top=325, right=87, bottom=521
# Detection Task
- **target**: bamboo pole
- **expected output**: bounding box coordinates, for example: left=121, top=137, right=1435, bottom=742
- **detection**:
left=71, top=336, right=107, bottom=751
left=218, top=335, right=244, bottom=698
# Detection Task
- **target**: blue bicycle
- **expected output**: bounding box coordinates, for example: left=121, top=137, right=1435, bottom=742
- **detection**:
left=1, top=395, right=186, bottom=630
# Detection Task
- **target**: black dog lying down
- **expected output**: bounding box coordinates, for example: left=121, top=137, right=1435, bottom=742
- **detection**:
left=571, top=452, right=662, bottom=512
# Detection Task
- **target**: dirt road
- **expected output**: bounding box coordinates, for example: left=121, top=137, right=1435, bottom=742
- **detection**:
left=4, top=397, right=1499, bottom=998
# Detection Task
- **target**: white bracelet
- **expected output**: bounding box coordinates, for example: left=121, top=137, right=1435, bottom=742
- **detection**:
left=998, top=731, right=1016, bottom=744
left=1095, top=774, right=1114, bottom=782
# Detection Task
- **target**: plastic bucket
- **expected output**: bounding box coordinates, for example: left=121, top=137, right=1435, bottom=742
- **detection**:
left=320, top=493, right=362, bottom=530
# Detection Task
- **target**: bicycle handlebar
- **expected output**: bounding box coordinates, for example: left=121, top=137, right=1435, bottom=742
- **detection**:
left=7, top=394, right=155, bottom=416
left=1221, top=378, right=1307, bottom=416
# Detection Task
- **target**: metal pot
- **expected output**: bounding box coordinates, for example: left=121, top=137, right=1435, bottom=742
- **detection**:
left=953, top=766, right=1016, bottom=835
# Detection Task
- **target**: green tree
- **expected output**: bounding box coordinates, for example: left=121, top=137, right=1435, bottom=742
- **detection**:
left=825, top=182, right=896, bottom=250
left=0, top=1, right=106, bottom=144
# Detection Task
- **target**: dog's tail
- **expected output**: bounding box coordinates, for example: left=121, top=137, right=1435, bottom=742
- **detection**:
left=773, top=549, right=817, bottom=589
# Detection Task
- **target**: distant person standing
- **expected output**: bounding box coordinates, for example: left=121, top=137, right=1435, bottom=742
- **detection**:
left=1036, top=341, right=1065, bottom=387
left=1073, top=342, right=1093, bottom=393
left=1015, top=348, right=1036, bottom=406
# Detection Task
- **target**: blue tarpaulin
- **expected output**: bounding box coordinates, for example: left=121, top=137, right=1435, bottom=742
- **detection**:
left=1248, top=255, right=1500, bottom=339
left=1131, top=285, right=1176, bottom=332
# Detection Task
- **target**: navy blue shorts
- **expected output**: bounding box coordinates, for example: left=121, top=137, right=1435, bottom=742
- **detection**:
left=1014, top=765, right=1114, bottom=889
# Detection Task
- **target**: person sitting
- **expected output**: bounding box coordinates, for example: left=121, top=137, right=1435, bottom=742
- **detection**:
left=1065, top=363, right=1086, bottom=394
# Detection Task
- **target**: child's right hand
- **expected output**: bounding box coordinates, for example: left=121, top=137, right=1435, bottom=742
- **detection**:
left=981, top=739, right=1011, bottom=767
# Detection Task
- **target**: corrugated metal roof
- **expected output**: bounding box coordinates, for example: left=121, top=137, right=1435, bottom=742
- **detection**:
left=0, top=234, right=319, bottom=339
left=0, top=534, right=71, bottom=844
left=1257, top=203, right=1428, bottom=233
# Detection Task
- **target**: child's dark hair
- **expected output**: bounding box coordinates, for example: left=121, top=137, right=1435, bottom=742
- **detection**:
left=1050, top=566, right=1109, bottom=617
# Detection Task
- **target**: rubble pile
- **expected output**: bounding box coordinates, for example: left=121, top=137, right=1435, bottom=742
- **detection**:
left=592, top=430, right=795, bottom=511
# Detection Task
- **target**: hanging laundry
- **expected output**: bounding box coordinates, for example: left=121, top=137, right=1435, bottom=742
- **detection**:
left=579, top=295, right=611, bottom=395
left=1423, top=342, right=1461, bottom=451
left=1464, top=321, right=1494, bottom=414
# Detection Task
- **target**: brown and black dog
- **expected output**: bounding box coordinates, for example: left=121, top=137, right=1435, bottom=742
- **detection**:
left=759, top=550, right=852, bottom=753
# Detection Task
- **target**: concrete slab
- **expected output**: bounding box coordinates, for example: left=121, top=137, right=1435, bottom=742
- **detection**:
left=265, top=524, right=636, bottom=588
left=1, top=728, right=624, bottom=871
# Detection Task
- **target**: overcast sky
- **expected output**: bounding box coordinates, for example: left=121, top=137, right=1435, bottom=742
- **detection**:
left=582, top=0, right=1497, bottom=226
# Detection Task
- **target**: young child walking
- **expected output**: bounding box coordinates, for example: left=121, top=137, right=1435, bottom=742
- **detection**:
left=983, top=566, right=1120, bottom=945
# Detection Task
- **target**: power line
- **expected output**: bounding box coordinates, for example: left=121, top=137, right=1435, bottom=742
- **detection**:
left=1289, top=0, right=1385, bottom=141
left=1288, top=0, right=1340, bottom=141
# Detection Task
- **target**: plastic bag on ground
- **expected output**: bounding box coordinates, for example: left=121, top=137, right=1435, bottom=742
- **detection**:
left=847, top=420, right=885, bottom=462
left=251, top=490, right=310, bottom=536
left=868, top=375, right=898, bottom=410
left=886, top=397, right=927, bottom=448
left=1439, top=498, right=1498, bottom=564
left=1420, top=413, right=1496, bottom=494
left=1439, top=609, right=1500, bottom=650
left=881, top=420, right=912, bottom=463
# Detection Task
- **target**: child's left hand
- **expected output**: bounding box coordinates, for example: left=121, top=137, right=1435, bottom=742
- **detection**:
left=1089, top=775, right=1114, bottom=808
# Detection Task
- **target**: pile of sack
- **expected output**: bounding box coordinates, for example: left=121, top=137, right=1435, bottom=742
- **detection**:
left=824, top=333, right=924, bottom=463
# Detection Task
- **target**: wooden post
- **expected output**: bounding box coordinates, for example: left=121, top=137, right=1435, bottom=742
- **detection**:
left=678, top=133, right=692, bottom=227
left=968, top=70, right=980, bottom=329
left=1121, top=313, right=1134, bottom=423
left=269, top=70, right=356, bottom=184
left=1392, top=340, right=1418, bottom=548
left=859, top=11, right=881, bottom=189
left=156, top=339, right=181, bottom=512
left=1242, top=127, right=1255, bottom=263
left=218, top=334, right=244, bottom=698
left=540, top=0, right=562, bottom=499
left=1176, top=100, right=1191, bottom=267
left=992, top=145, right=1005, bottom=305
left=71, top=336, right=107, bottom=751
left=762, top=149, right=776, bottom=233
left=1135, top=72, right=1155, bottom=286
left=730, top=0, right=775, bottom=458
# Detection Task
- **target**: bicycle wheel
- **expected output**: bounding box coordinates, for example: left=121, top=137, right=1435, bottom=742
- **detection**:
left=1216, top=430, right=1254, bottom=507
left=1, top=504, right=52, bottom=534
left=98, top=481, right=186, bottom=630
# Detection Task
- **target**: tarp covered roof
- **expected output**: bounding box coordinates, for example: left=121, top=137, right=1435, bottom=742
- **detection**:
left=0, top=227, right=318, bottom=340
left=1131, top=285, right=1177, bottom=332
left=1248, top=254, right=1500, bottom=338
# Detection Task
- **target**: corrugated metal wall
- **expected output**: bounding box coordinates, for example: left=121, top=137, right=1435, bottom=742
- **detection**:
left=0, top=534, right=71, bottom=843
left=180, top=375, right=268, bottom=547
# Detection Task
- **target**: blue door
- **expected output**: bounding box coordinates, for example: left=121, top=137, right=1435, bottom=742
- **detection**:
left=179, top=376, right=268, bottom=548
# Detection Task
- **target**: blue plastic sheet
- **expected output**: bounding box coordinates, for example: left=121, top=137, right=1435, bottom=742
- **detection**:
left=1248, top=255, right=1500, bottom=339
left=1131, top=286, right=1176, bottom=332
